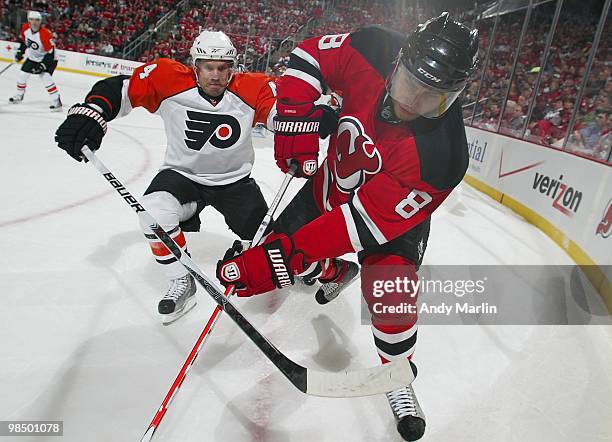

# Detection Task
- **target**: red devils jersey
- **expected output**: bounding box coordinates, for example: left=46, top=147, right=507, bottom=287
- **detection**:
left=277, top=26, right=469, bottom=261
left=20, top=24, right=55, bottom=62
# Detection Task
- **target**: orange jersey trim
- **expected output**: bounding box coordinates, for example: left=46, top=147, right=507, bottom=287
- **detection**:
left=128, top=58, right=197, bottom=113
left=149, top=231, right=187, bottom=256
left=87, top=95, right=113, bottom=113
left=39, top=27, right=54, bottom=52
left=228, top=73, right=276, bottom=126
left=19, top=23, right=27, bottom=41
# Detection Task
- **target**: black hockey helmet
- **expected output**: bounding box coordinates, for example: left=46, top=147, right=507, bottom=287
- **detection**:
left=402, top=12, right=478, bottom=91
left=387, top=12, right=478, bottom=118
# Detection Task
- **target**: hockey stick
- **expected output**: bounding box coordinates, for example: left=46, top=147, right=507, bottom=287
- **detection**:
left=82, top=146, right=414, bottom=398
left=139, top=164, right=297, bottom=442
left=0, top=62, right=15, bottom=75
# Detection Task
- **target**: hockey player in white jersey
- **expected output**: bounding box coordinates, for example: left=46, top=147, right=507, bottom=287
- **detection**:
left=54, top=31, right=276, bottom=323
left=9, top=11, right=62, bottom=111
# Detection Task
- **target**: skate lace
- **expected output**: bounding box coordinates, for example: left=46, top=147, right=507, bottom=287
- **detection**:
left=320, top=262, right=358, bottom=299
left=386, top=386, right=418, bottom=418
left=321, top=281, right=340, bottom=296
left=164, top=276, right=190, bottom=302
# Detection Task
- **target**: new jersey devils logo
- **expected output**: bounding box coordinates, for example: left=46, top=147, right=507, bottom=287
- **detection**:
left=184, top=110, right=241, bottom=151
left=596, top=198, right=612, bottom=239
left=333, top=116, right=382, bottom=193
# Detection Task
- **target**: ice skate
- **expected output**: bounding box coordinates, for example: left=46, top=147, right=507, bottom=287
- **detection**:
left=313, top=259, right=359, bottom=305
left=50, top=97, right=62, bottom=111
left=159, top=274, right=197, bottom=325
left=386, top=384, right=426, bottom=441
left=9, top=93, right=24, bottom=104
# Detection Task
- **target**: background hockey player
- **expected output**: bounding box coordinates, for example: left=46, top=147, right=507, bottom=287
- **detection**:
left=54, top=30, right=277, bottom=324
left=216, top=13, right=478, bottom=441
left=9, top=11, right=62, bottom=111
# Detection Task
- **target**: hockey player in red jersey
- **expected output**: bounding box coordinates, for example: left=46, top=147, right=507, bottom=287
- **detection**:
left=9, top=11, right=62, bottom=111
left=217, top=13, right=478, bottom=441
left=55, top=31, right=277, bottom=324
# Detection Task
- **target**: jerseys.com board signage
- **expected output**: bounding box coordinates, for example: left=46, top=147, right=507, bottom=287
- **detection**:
left=0, top=39, right=142, bottom=77
left=464, top=126, right=612, bottom=290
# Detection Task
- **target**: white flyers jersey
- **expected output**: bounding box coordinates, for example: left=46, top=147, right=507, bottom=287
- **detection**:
left=19, top=24, right=55, bottom=62
left=116, top=58, right=276, bottom=185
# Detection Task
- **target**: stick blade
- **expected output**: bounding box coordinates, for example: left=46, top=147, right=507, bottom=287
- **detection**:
left=140, top=426, right=155, bottom=442
left=305, top=359, right=415, bottom=397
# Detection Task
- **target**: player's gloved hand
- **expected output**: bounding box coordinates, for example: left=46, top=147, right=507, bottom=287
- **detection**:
left=216, top=234, right=307, bottom=297
left=55, top=103, right=108, bottom=162
left=14, top=50, right=24, bottom=62
left=318, top=104, right=340, bottom=139
left=30, top=62, right=47, bottom=75
left=274, top=103, right=339, bottom=177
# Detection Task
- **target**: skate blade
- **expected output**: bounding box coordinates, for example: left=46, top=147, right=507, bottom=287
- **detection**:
left=50, top=106, right=63, bottom=112
left=161, top=296, right=197, bottom=326
left=318, top=271, right=360, bottom=304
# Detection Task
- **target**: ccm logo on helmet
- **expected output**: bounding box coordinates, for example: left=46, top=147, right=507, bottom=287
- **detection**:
left=417, top=67, right=441, bottom=83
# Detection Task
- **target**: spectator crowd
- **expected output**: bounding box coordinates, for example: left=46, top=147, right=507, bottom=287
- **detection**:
left=462, top=8, right=611, bottom=160
left=138, top=0, right=323, bottom=68
left=1, top=0, right=178, bottom=55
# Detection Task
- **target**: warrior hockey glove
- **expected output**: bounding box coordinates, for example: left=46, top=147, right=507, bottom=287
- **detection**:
left=216, top=234, right=307, bottom=297
left=14, top=50, right=24, bottom=62
left=55, top=104, right=108, bottom=162
left=273, top=103, right=339, bottom=177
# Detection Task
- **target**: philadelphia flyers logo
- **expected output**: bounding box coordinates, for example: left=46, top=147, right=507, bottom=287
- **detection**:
left=333, top=116, right=382, bottom=193
left=26, top=38, right=39, bottom=50
left=184, top=110, right=241, bottom=151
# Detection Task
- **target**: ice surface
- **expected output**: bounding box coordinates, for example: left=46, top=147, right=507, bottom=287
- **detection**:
left=1, top=61, right=610, bottom=442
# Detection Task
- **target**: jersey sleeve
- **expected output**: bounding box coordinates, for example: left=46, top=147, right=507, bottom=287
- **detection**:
left=85, top=58, right=195, bottom=121
left=276, top=32, right=354, bottom=104
left=40, top=28, right=54, bottom=52
left=292, top=171, right=451, bottom=262
left=277, top=27, right=402, bottom=106
left=127, top=58, right=195, bottom=113
left=19, top=24, right=27, bottom=42
left=228, top=73, right=277, bottom=129
left=85, top=75, right=131, bottom=121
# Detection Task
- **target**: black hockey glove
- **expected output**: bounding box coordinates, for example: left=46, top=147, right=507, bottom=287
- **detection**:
left=14, top=50, right=24, bottom=62
left=55, top=104, right=108, bottom=162
left=30, top=62, right=46, bottom=75
left=318, top=104, right=340, bottom=139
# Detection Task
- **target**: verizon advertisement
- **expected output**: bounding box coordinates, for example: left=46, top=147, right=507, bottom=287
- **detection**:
left=465, top=127, right=612, bottom=272
left=1, top=39, right=142, bottom=77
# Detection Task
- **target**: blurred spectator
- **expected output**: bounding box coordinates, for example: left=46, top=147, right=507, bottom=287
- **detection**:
left=527, top=110, right=564, bottom=145
left=569, top=112, right=610, bottom=156
left=6, top=0, right=178, bottom=56
left=139, top=0, right=322, bottom=68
